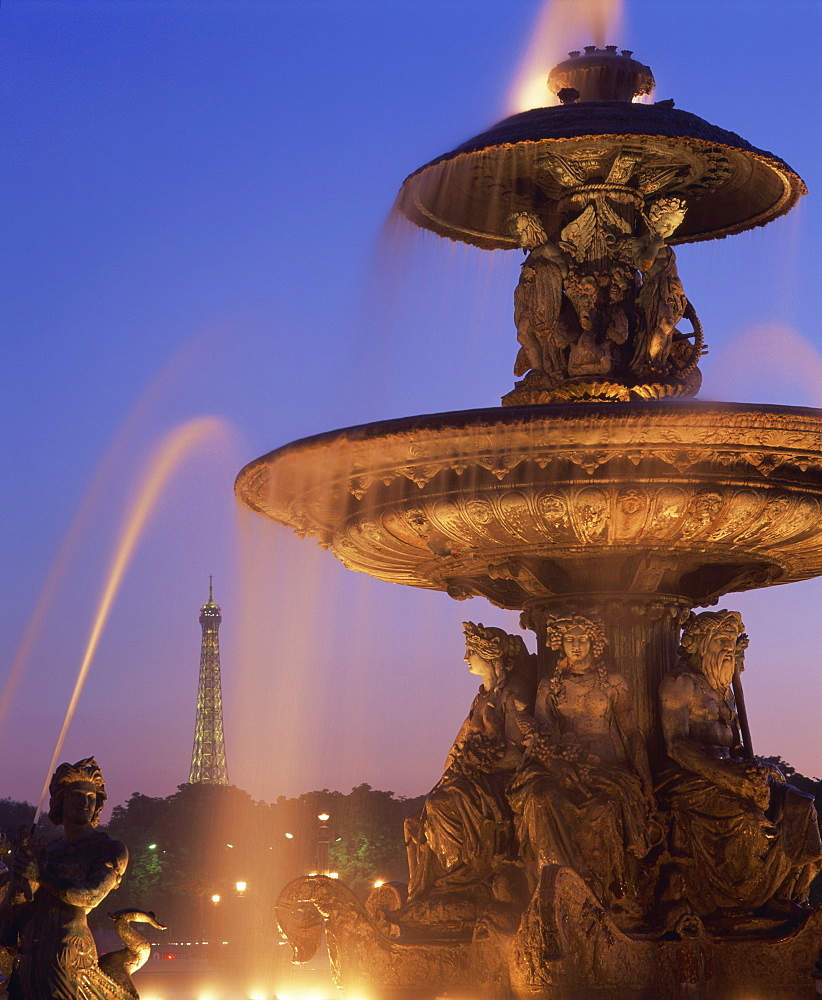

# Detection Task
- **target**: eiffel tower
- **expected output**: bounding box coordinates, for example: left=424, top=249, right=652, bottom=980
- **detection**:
left=188, top=576, right=229, bottom=784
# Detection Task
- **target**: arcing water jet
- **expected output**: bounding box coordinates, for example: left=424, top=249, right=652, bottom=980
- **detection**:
left=33, top=416, right=235, bottom=823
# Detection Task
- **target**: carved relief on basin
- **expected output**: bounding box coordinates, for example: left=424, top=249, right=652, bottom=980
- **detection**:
left=235, top=401, right=822, bottom=607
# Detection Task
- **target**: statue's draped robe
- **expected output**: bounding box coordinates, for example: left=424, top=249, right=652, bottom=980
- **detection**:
left=632, top=244, right=686, bottom=373
left=508, top=669, right=653, bottom=906
left=407, top=673, right=533, bottom=899
left=657, top=765, right=822, bottom=915
left=509, top=757, right=651, bottom=901
left=513, top=254, right=567, bottom=377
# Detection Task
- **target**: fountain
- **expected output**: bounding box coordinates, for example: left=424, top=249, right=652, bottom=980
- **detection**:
left=235, top=46, right=822, bottom=998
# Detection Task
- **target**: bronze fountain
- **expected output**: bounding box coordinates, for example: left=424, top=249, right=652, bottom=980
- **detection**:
left=236, top=47, right=822, bottom=998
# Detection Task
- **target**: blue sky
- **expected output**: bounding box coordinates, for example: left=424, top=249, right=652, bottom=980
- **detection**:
left=1, top=0, right=820, bottom=809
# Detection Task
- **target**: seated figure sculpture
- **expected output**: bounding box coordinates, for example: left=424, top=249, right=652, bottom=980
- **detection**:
left=508, top=615, right=656, bottom=915
left=659, top=610, right=822, bottom=918
left=404, top=622, right=536, bottom=912
left=658, top=610, right=822, bottom=922
left=0, top=758, right=137, bottom=999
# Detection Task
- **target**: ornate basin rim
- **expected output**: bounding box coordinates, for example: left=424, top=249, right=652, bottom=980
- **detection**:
left=237, top=400, right=822, bottom=483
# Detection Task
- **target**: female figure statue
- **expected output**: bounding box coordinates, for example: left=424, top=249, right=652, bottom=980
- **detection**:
left=509, top=212, right=571, bottom=379
left=405, top=622, right=535, bottom=901
left=508, top=615, right=656, bottom=913
left=2, top=758, right=129, bottom=999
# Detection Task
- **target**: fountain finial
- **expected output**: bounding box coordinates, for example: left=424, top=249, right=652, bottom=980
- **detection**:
left=548, top=46, right=654, bottom=102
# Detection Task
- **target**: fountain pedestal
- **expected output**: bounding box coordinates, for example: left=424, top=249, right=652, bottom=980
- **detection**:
left=237, top=46, right=822, bottom=999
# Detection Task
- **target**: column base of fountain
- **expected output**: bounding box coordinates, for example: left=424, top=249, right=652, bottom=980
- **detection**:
left=501, top=369, right=702, bottom=406
left=276, top=870, right=822, bottom=999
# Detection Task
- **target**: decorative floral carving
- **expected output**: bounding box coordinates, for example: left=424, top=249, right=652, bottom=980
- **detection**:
left=236, top=404, right=822, bottom=606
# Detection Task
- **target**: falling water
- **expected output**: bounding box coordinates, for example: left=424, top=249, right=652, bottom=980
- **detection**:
left=32, top=416, right=235, bottom=822
left=0, top=335, right=222, bottom=738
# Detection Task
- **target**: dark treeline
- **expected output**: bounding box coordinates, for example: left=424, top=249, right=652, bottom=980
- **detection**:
left=1, top=781, right=425, bottom=940
left=1, top=762, right=820, bottom=937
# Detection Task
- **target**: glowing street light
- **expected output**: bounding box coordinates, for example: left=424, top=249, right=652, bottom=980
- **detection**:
left=211, top=893, right=221, bottom=904
left=235, top=881, right=247, bottom=894
left=317, top=813, right=331, bottom=876
left=284, top=831, right=294, bottom=839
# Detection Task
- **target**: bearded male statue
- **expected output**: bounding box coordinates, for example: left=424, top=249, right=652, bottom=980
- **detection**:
left=658, top=611, right=822, bottom=923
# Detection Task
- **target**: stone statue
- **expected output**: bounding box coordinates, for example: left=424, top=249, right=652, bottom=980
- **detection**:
left=0, top=757, right=162, bottom=999
left=658, top=611, right=822, bottom=922
left=508, top=615, right=656, bottom=915
left=628, top=196, right=688, bottom=376
left=404, top=622, right=536, bottom=908
left=510, top=212, right=571, bottom=380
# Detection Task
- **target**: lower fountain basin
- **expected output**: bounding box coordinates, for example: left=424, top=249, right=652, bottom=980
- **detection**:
left=235, top=401, right=822, bottom=608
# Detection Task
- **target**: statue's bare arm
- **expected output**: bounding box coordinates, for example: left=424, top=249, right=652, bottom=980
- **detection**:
left=659, top=673, right=769, bottom=808
left=442, top=717, right=472, bottom=773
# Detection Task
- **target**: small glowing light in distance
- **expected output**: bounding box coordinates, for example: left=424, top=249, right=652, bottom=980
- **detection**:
left=226, top=843, right=234, bottom=848
left=373, top=879, right=385, bottom=888
left=284, top=831, right=294, bottom=839
left=147, top=843, right=157, bottom=849
left=317, top=813, right=330, bottom=822
left=328, top=871, right=339, bottom=879
left=211, top=894, right=221, bottom=904
left=235, top=880, right=247, bottom=893
left=308, top=872, right=318, bottom=876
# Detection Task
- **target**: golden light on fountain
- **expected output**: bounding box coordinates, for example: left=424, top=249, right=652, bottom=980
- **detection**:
left=245, top=42, right=822, bottom=1000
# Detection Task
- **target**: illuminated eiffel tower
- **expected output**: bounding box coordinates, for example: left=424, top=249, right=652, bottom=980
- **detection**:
left=188, top=576, right=229, bottom=785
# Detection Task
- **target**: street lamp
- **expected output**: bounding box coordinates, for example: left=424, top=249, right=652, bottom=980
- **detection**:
left=211, top=894, right=221, bottom=904
left=317, top=813, right=330, bottom=876
left=235, top=881, right=247, bottom=894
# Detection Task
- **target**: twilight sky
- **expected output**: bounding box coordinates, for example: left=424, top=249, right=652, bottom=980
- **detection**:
left=1, top=0, right=821, bottom=813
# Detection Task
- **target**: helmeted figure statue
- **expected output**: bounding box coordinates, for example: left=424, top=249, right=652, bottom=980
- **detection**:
left=0, top=758, right=163, bottom=1000
left=404, top=622, right=536, bottom=907
left=658, top=611, right=822, bottom=922
left=508, top=615, right=656, bottom=915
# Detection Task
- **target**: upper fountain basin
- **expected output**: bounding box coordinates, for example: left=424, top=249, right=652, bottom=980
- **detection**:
left=235, top=401, right=822, bottom=610
left=396, top=101, right=805, bottom=249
